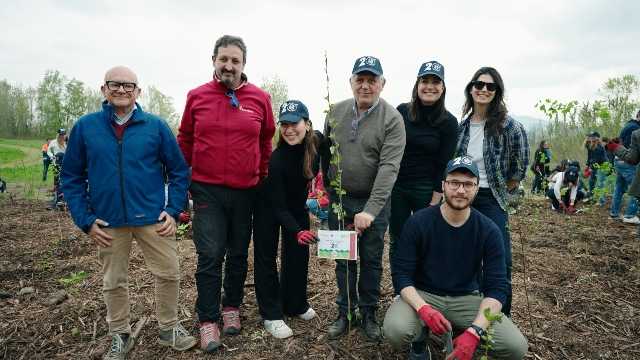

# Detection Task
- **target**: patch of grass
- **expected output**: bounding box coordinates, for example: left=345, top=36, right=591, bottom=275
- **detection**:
left=0, top=162, right=49, bottom=183
left=58, top=271, right=89, bottom=287
left=0, top=146, right=26, bottom=163
left=0, top=138, right=45, bottom=148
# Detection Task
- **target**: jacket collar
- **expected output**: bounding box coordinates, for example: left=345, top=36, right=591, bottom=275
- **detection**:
left=102, top=101, right=145, bottom=123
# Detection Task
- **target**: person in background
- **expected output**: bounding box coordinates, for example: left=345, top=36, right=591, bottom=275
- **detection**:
left=455, top=66, right=529, bottom=317
left=306, top=171, right=329, bottom=228
left=547, top=163, right=585, bottom=214
left=253, top=100, right=321, bottom=339
left=389, top=60, right=458, bottom=268
left=609, top=110, right=640, bottom=224
left=177, top=35, right=275, bottom=352
left=531, top=140, right=551, bottom=194
left=42, top=138, right=51, bottom=181
left=47, top=129, right=67, bottom=210
left=584, top=131, right=607, bottom=205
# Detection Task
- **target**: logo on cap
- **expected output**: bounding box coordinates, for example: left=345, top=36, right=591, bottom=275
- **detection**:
left=358, top=56, right=377, bottom=68
left=281, top=101, right=299, bottom=114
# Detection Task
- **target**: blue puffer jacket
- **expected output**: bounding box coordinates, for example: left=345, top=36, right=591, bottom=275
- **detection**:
left=62, top=102, right=189, bottom=233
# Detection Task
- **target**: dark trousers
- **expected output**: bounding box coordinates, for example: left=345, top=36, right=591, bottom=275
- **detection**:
left=531, top=170, right=548, bottom=194
left=253, top=205, right=311, bottom=320
left=329, top=194, right=390, bottom=315
left=42, top=158, right=50, bottom=181
left=191, top=181, right=255, bottom=323
left=547, top=187, right=585, bottom=208
left=389, top=181, right=434, bottom=267
left=472, top=188, right=512, bottom=316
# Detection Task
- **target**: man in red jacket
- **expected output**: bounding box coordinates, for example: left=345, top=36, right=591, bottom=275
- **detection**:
left=177, top=35, right=275, bottom=352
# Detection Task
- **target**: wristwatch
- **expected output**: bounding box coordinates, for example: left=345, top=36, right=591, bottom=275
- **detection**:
left=469, top=324, right=487, bottom=339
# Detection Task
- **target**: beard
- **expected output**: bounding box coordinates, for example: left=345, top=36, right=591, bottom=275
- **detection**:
left=217, top=69, right=236, bottom=88
left=444, top=194, right=472, bottom=211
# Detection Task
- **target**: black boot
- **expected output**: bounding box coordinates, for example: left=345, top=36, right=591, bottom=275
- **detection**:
left=408, top=340, right=431, bottom=360
left=327, top=312, right=357, bottom=339
left=360, top=310, right=381, bottom=342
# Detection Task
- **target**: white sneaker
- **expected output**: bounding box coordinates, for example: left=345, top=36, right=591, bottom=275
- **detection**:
left=264, top=320, right=293, bottom=339
left=622, top=216, right=640, bottom=225
left=297, top=307, right=317, bottom=321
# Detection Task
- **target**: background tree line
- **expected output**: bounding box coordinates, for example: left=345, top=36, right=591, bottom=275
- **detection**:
left=529, top=74, right=640, bottom=166
left=0, top=70, right=179, bottom=138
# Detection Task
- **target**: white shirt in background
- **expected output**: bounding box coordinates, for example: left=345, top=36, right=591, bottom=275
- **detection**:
left=467, top=120, right=488, bottom=188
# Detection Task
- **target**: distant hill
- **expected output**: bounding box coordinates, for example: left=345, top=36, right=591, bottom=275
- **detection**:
left=512, top=115, right=547, bottom=132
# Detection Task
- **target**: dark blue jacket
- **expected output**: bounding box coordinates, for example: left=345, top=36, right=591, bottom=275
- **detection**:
left=62, top=102, right=189, bottom=233
left=620, top=119, right=640, bottom=148
left=586, top=144, right=607, bottom=167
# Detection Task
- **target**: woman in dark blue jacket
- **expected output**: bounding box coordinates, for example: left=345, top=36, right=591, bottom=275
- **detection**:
left=253, top=100, right=321, bottom=339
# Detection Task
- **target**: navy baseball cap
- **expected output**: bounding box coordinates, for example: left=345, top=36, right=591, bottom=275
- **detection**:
left=57, top=128, right=66, bottom=135
left=278, top=100, right=309, bottom=123
left=352, top=56, right=383, bottom=76
left=565, top=167, right=579, bottom=183
left=588, top=131, right=600, bottom=138
left=446, top=155, right=479, bottom=179
left=417, top=60, right=445, bottom=81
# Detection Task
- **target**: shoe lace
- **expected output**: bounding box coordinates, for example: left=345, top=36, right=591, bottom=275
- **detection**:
left=200, top=323, right=218, bottom=338
left=171, top=323, right=189, bottom=344
left=223, top=310, right=240, bottom=323
left=109, top=335, right=124, bottom=353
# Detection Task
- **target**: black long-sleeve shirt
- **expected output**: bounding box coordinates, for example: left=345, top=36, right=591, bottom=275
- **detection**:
left=391, top=206, right=508, bottom=305
left=395, top=103, right=458, bottom=192
left=260, top=134, right=321, bottom=234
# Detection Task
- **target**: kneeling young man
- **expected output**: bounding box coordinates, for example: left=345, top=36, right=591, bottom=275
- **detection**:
left=383, top=156, right=528, bottom=360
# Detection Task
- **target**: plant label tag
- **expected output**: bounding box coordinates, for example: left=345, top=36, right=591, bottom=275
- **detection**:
left=317, top=230, right=358, bottom=260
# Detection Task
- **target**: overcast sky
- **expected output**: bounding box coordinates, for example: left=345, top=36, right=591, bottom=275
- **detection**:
left=2, top=0, right=639, bottom=129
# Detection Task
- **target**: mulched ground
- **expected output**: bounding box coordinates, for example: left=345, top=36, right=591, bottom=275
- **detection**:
left=0, top=195, right=638, bottom=359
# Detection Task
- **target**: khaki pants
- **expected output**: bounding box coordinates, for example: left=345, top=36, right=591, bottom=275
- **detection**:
left=383, top=291, right=528, bottom=360
left=99, top=224, right=180, bottom=334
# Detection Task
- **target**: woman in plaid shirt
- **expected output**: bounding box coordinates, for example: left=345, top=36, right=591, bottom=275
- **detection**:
left=455, top=67, right=529, bottom=317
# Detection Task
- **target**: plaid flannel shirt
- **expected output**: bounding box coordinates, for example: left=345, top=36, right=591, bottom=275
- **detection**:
left=456, top=115, right=530, bottom=211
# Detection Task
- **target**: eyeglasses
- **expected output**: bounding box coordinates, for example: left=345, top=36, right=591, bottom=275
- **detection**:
left=349, top=118, right=358, bottom=142
left=226, top=90, right=239, bottom=108
left=105, top=81, right=137, bottom=92
left=471, top=80, right=497, bottom=92
left=444, top=180, right=478, bottom=190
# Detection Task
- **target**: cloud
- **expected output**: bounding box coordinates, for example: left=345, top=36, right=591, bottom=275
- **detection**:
left=1, top=0, right=638, bottom=129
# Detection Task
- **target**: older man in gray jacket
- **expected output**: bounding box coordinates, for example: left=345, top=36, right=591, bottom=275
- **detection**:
left=321, top=56, right=405, bottom=341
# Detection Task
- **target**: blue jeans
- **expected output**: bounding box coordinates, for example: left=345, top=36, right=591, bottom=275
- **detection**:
left=306, top=199, right=328, bottom=220
left=472, top=188, right=512, bottom=316
left=610, top=161, right=639, bottom=218
left=588, top=166, right=607, bottom=205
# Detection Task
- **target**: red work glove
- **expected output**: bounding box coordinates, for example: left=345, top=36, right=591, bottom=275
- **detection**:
left=178, top=211, right=191, bottom=224
left=417, top=304, right=451, bottom=336
left=558, top=202, right=567, bottom=212
left=296, top=230, right=318, bottom=246
left=446, top=330, right=480, bottom=360
left=566, top=205, right=576, bottom=214
left=605, top=141, right=621, bottom=153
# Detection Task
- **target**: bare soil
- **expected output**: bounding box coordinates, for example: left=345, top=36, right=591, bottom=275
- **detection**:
left=0, top=196, right=638, bottom=359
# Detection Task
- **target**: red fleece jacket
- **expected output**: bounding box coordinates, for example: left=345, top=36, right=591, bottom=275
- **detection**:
left=178, top=80, right=275, bottom=189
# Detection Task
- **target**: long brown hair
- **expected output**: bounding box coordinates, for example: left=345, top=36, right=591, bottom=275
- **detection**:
left=462, top=67, right=507, bottom=137
left=277, top=120, right=318, bottom=179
